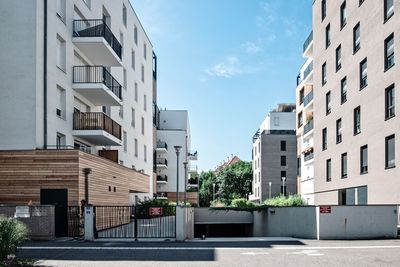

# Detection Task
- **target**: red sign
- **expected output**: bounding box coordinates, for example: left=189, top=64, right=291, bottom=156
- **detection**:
left=320, top=206, right=331, bottom=214
left=149, top=207, right=163, bottom=216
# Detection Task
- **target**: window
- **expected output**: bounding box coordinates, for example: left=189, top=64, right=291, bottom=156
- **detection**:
left=56, top=0, right=66, bottom=22
left=134, top=139, right=138, bottom=157
left=56, top=133, right=65, bottom=149
left=281, top=141, right=286, bottom=151
left=325, top=23, right=331, bottom=48
left=353, top=23, right=361, bottom=53
left=326, top=91, right=331, bottom=114
left=144, top=145, right=147, bottom=162
left=134, top=82, right=138, bottom=101
left=141, top=117, right=145, bottom=135
left=134, top=25, right=138, bottom=45
left=385, top=33, right=395, bottom=70
left=359, top=0, right=364, bottom=6
left=281, top=171, right=286, bottom=179
left=385, top=84, right=395, bottom=119
left=341, top=153, right=348, bottom=178
left=123, top=131, right=127, bottom=151
left=386, top=135, right=395, bottom=168
left=131, top=108, right=135, bottom=127
left=297, top=157, right=301, bottom=176
left=322, top=62, right=327, bottom=86
left=144, top=43, right=147, bottom=59
left=298, top=112, right=303, bottom=128
left=299, top=88, right=305, bottom=105
left=321, top=0, right=326, bottom=21
left=360, top=145, right=368, bottom=174
left=56, top=85, right=66, bottom=119
left=341, top=77, right=347, bottom=104
left=131, top=50, right=135, bottom=70
left=281, top=156, right=286, bottom=167
left=141, top=65, right=145, bottom=82
left=339, top=188, right=355, bottom=205
left=384, top=0, right=394, bottom=21
left=322, top=128, right=327, bottom=150
left=354, top=106, right=361, bottom=135
left=122, top=4, right=127, bottom=26
left=144, top=94, right=147, bottom=111
left=336, top=118, right=342, bottom=143
left=360, top=58, right=368, bottom=89
left=340, top=1, right=347, bottom=29
left=56, top=35, right=66, bottom=71
left=123, top=68, right=127, bottom=90
left=326, top=159, right=331, bottom=182
left=336, top=45, right=342, bottom=71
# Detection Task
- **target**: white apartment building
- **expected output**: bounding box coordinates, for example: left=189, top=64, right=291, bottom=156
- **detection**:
left=0, top=0, right=156, bottom=201
left=249, top=104, right=297, bottom=204
left=296, top=31, right=315, bottom=205
left=155, top=110, right=198, bottom=204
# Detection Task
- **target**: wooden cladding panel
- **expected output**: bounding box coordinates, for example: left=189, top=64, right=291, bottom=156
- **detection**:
left=166, top=192, right=199, bottom=205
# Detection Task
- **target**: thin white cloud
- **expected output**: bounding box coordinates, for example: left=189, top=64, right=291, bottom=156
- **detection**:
left=242, top=41, right=262, bottom=54
left=205, top=56, right=242, bottom=78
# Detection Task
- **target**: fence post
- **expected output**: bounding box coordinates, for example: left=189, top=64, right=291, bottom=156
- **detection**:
left=84, top=205, right=94, bottom=241
left=134, top=205, right=138, bottom=241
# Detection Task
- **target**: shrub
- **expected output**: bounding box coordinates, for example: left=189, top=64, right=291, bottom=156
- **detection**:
left=263, top=195, right=307, bottom=207
left=0, top=216, right=28, bottom=263
left=230, top=198, right=249, bottom=208
left=210, top=200, right=226, bottom=208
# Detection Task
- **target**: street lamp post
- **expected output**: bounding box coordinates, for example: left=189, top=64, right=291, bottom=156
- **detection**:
left=212, top=183, right=216, bottom=203
left=183, top=162, right=188, bottom=206
left=268, top=181, right=272, bottom=199
left=282, top=177, right=286, bottom=197
left=174, top=146, right=182, bottom=205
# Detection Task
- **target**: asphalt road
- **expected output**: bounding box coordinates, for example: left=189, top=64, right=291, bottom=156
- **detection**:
left=18, top=238, right=400, bottom=267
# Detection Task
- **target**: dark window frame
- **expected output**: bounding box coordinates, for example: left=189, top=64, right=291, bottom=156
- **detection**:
left=340, top=1, right=347, bottom=29
left=336, top=118, right=342, bottom=144
left=299, top=88, right=305, bottom=105
left=385, top=134, right=395, bottom=169
left=360, top=58, right=368, bottom=89
left=359, top=0, right=364, bottom=7
left=326, top=91, right=331, bottom=115
left=360, top=145, right=368, bottom=174
left=281, top=155, right=287, bottom=167
left=298, top=111, right=303, bottom=128
left=385, top=84, right=395, bottom=120
left=384, top=0, right=394, bottom=22
left=281, top=140, right=287, bottom=151
left=384, top=33, right=395, bottom=71
left=322, top=128, right=328, bottom=151
left=321, top=0, right=327, bottom=21
left=353, top=23, right=361, bottom=54
left=322, top=62, right=327, bottom=86
left=326, top=159, right=332, bottom=182
left=341, top=153, right=348, bottom=178
left=354, top=106, right=361, bottom=135
left=341, top=76, right=347, bottom=104
left=336, top=45, right=342, bottom=71
left=326, top=23, right=331, bottom=48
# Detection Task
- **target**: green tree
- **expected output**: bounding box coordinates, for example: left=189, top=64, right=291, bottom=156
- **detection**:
left=216, top=161, right=253, bottom=204
left=198, top=171, right=217, bottom=207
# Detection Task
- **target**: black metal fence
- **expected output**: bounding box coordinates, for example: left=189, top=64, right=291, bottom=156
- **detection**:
left=73, top=19, right=122, bottom=58
left=94, top=206, right=176, bottom=239
left=73, top=66, right=122, bottom=99
left=67, top=206, right=84, bottom=238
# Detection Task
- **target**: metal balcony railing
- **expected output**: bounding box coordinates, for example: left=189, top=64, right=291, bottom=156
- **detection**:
left=304, top=120, right=314, bottom=135
left=303, top=90, right=314, bottom=107
left=156, top=141, right=168, bottom=150
left=304, top=152, right=314, bottom=162
left=156, top=158, right=168, bottom=166
left=73, top=19, right=122, bottom=59
left=73, top=66, right=122, bottom=100
left=303, top=31, right=313, bottom=53
left=73, top=112, right=122, bottom=140
left=157, top=175, right=168, bottom=182
left=303, top=61, right=313, bottom=80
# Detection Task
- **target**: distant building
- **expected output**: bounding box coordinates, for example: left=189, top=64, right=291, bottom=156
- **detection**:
left=249, top=104, right=297, bottom=204
left=214, top=155, right=242, bottom=173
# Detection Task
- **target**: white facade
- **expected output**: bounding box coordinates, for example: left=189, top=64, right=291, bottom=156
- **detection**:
left=0, top=0, right=156, bottom=197
left=296, top=32, right=315, bottom=205
left=156, top=110, right=197, bottom=197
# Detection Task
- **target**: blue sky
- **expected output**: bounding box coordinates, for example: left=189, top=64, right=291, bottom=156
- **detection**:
left=131, top=0, right=312, bottom=171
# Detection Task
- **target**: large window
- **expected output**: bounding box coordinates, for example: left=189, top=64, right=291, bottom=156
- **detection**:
left=141, top=117, right=145, bottom=135
left=353, top=23, right=361, bottom=53
left=360, top=145, right=368, bottom=174
left=322, top=62, right=327, bottom=86
left=56, top=35, right=66, bottom=71
left=340, top=1, right=347, bottom=29
left=354, top=106, right=361, bottom=135
left=336, top=45, right=342, bottom=71
left=56, top=85, right=66, bottom=119
left=326, top=159, right=331, bottom=182
left=281, top=140, right=286, bottom=151
left=134, top=25, right=138, bottom=45
left=326, top=91, right=331, bottom=114
left=385, top=33, right=395, bottom=70
left=321, top=0, right=327, bottom=21
left=322, top=128, right=327, bottom=150
left=134, top=82, right=138, bottom=101
left=336, top=118, right=342, bottom=143
left=341, top=77, right=347, bottom=104
left=134, top=138, right=138, bottom=157
left=386, top=135, right=395, bottom=168
left=131, top=50, right=136, bottom=70
left=325, top=23, right=331, bottom=48
left=131, top=108, right=135, bottom=127
left=341, top=153, right=348, bottom=178
left=299, top=88, right=304, bottom=105
left=385, top=84, right=395, bottom=119
left=298, top=112, right=303, bottom=128
left=360, top=58, right=368, bottom=89
left=122, top=4, right=127, bottom=27
left=384, top=0, right=394, bottom=21
left=281, top=156, right=287, bottom=167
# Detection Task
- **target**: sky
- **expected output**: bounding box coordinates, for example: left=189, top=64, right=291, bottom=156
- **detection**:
left=131, top=0, right=312, bottom=171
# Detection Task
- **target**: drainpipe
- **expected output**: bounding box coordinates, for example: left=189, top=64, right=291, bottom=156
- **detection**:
left=43, top=0, right=48, bottom=148
left=84, top=168, right=92, bottom=204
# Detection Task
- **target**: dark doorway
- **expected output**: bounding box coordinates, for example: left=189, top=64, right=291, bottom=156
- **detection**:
left=195, top=224, right=252, bottom=238
left=40, top=189, right=68, bottom=237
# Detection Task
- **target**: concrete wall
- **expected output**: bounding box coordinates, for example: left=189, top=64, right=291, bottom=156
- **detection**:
left=0, top=205, right=55, bottom=240
left=194, top=208, right=253, bottom=224
left=318, top=205, right=398, bottom=239
left=176, top=207, right=194, bottom=241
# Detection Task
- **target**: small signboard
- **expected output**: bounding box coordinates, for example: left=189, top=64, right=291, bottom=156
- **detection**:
left=15, top=206, right=30, bottom=218
left=320, top=206, right=331, bottom=214
left=149, top=207, right=163, bottom=216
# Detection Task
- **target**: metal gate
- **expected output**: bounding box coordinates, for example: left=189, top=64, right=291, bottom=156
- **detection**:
left=67, top=206, right=84, bottom=238
left=94, top=206, right=176, bottom=238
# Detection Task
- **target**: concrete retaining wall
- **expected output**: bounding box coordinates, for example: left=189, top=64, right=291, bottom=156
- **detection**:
left=176, top=207, right=194, bottom=241
left=194, top=208, right=253, bottom=224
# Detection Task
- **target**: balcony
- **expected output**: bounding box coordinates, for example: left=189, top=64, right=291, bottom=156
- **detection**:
left=156, top=141, right=168, bottom=153
left=98, top=150, right=118, bottom=163
left=304, top=152, right=314, bottom=163
left=155, top=192, right=168, bottom=199
left=303, top=31, right=313, bottom=58
left=73, top=112, right=122, bottom=146
left=303, top=61, right=313, bottom=83
left=73, top=20, right=122, bottom=66
left=188, top=165, right=198, bottom=174
left=73, top=66, right=122, bottom=106
left=188, top=151, right=198, bottom=160
left=157, top=175, right=168, bottom=184
left=304, top=120, right=314, bottom=135
left=156, top=158, right=168, bottom=168
left=303, top=90, right=314, bottom=108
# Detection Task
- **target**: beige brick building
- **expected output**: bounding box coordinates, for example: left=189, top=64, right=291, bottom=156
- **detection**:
left=312, top=0, right=399, bottom=204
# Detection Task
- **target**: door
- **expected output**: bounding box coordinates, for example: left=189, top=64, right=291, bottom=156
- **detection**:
left=40, top=189, right=68, bottom=237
